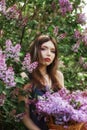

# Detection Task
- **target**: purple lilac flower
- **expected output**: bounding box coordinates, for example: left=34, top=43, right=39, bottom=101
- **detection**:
left=59, top=33, right=67, bottom=39
left=5, top=39, right=21, bottom=61
left=65, top=90, right=87, bottom=112
left=5, top=39, right=13, bottom=51
left=36, top=91, right=74, bottom=119
left=0, top=0, right=6, bottom=14
left=76, top=13, right=86, bottom=25
left=71, top=110, right=87, bottom=122
left=0, top=50, right=7, bottom=70
left=5, top=4, right=21, bottom=20
left=36, top=89, right=87, bottom=125
left=53, top=26, right=59, bottom=36
left=0, top=49, right=16, bottom=87
left=79, top=57, right=87, bottom=69
left=80, top=105, right=87, bottom=114
left=59, top=0, right=73, bottom=15
left=4, top=67, right=16, bottom=88
left=71, top=41, right=80, bottom=52
left=82, top=34, right=87, bottom=46
left=0, top=50, right=7, bottom=79
left=73, top=30, right=81, bottom=40
left=58, top=88, right=70, bottom=98
left=60, top=7, right=67, bottom=15
left=22, top=53, right=38, bottom=73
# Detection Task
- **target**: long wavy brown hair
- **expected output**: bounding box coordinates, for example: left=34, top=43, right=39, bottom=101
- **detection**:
left=29, top=34, right=61, bottom=90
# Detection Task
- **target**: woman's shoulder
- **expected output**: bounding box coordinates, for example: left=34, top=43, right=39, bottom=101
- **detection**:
left=56, top=70, right=64, bottom=78
left=56, top=70, right=64, bottom=88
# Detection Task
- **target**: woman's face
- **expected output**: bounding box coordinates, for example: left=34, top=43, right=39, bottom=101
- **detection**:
left=39, top=40, right=56, bottom=66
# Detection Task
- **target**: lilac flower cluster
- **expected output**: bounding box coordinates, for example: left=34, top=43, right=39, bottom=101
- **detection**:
left=0, top=0, right=21, bottom=19
left=0, top=39, right=22, bottom=87
left=59, top=0, right=73, bottom=15
left=53, top=26, right=59, bottom=36
left=59, top=33, right=67, bottom=39
left=0, top=50, right=16, bottom=88
left=5, top=4, right=21, bottom=20
left=0, top=0, right=6, bottom=14
left=76, top=13, right=86, bottom=25
left=72, top=30, right=87, bottom=53
left=36, top=88, right=87, bottom=125
left=0, top=0, right=28, bottom=27
left=71, top=40, right=80, bottom=53
left=82, top=34, right=87, bottom=46
left=73, top=30, right=82, bottom=40
left=0, top=39, right=38, bottom=88
left=5, top=39, right=21, bottom=61
left=22, top=53, right=38, bottom=73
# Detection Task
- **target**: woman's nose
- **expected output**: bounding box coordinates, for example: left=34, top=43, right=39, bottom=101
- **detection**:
left=47, top=50, right=51, bottom=55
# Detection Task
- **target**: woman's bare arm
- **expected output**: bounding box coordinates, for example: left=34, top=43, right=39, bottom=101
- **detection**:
left=22, top=107, right=41, bottom=130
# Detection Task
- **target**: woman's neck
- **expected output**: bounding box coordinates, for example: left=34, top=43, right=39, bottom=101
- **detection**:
left=39, top=66, right=47, bottom=76
left=39, top=66, right=52, bottom=90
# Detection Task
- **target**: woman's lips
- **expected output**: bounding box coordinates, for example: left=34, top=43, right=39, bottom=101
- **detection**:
left=44, top=58, right=51, bottom=62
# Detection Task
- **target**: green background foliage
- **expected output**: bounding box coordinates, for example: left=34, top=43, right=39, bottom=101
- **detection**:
left=0, top=0, right=87, bottom=129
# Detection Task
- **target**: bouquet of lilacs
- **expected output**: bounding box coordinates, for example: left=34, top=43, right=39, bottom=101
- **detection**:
left=0, top=39, right=38, bottom=128
left=36, top=88, right=87, bottom=126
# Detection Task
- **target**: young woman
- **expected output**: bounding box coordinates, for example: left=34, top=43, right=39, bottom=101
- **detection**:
left=22, top=34, right=64, bottom=130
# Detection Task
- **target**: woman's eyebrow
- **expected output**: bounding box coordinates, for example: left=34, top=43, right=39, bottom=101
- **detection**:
left=41, top=45, right=55, bottom=49
left=40, top=45, right=48, bottom=49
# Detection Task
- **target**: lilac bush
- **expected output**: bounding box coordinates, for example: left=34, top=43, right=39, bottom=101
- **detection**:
left=36, top=88, right=87, bottom=125
left=1, top=0, right=87, bottom=129
left=0, top=39, right=38, bottom=124
left=22, top=53, right=38, bottom=73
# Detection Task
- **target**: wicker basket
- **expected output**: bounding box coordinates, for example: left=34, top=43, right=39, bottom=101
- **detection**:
left=47, top=116, right=84, bottom=130
left=81, top=122, right=87, bottom=130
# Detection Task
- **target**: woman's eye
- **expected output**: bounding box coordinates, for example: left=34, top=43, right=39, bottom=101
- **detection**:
left=40, top=47, right=55, bottom=53
left=51, top=50, right=55, bottom=53
left=40, top=48, right=46, bottom=50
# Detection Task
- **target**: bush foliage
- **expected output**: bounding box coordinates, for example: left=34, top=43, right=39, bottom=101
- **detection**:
left=0, top=0, right=87, bottom=129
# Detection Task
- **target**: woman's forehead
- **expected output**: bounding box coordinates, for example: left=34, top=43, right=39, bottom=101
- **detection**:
left=38, top=35, right=49, bottom=39
left=41, top=41, right=55, bottom=48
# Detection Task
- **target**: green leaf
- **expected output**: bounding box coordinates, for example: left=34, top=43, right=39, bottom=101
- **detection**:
left=15, top=77, right=25, bottom=84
